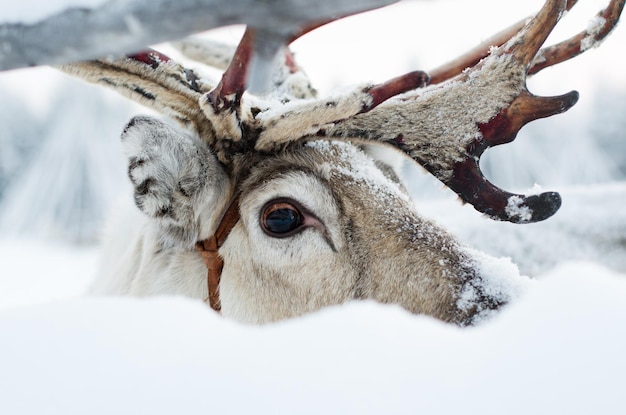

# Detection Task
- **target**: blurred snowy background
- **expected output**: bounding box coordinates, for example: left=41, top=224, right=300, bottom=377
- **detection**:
left=1, top=1, right=625, bottom=413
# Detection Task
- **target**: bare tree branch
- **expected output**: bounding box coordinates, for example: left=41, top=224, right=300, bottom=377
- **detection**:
left=0, top=0, right=397, bottom=72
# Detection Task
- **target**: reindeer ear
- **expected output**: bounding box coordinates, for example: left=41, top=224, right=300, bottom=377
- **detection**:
left=57, top=51, right=215, bottom=139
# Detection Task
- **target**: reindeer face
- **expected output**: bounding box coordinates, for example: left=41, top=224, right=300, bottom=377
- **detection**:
left=121, top=117, right=503, bottom=324
left=220, top=141, right=487, bottom=323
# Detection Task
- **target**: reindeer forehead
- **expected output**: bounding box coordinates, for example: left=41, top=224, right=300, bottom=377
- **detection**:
left=305, top=141, right=410, bottom=202
left=238, top=140, right=411, bottom=215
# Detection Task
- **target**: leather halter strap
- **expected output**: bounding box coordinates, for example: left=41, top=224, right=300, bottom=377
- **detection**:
left=195, top=193, right=241, bottom=312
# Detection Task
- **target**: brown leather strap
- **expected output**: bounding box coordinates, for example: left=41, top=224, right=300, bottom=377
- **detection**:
left=195, top=193, right=241, bottom=312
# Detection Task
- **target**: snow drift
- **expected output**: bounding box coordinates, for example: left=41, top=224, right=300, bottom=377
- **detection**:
left=0, top=261, right=625, bottom=415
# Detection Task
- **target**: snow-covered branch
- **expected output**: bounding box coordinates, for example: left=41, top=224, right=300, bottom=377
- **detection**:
left=0, top=0, right=397, bottom=71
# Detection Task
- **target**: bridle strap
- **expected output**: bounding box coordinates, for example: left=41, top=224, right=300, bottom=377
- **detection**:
left=195, top=193, right=241, bottom=312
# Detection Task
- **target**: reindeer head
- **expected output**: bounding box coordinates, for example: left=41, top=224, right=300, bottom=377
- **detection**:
left=60, top=0, right=623, bottom=324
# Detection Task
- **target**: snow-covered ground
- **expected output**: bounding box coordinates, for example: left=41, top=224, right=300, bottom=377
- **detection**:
left=1, top=0, right=626, bottom=413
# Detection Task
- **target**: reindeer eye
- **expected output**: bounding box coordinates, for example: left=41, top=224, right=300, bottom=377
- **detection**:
left=261, top=200, right=304, bottom=237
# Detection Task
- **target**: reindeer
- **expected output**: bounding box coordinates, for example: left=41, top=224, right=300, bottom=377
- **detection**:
left=59, top=0, right=623, bottom=325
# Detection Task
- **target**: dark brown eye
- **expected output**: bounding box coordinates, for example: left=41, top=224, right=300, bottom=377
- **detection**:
left=261, top=200, right=304, bottom=237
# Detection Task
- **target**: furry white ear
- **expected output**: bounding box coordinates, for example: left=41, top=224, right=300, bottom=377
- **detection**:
left=121, top=115, right=232, bottom=248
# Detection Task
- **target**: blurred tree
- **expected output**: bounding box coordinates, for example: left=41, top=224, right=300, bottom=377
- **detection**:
left=0, top=79, right=138, bottom=243
left=0, top=89, right=43, bottom=198
left=591, top=85, right=626, bottom=179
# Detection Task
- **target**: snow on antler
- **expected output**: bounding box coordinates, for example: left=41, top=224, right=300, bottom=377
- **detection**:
left=312, top=0, right=624, bottom=223
left=59, top=0, right=624, bottom=224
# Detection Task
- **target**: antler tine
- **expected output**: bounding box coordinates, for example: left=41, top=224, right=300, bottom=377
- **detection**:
left=448, top=162, right=563, bottom=223
left=198, top=23, right=328, bottom=158
left=205, top=27, right=256, bottom=113
left=204, top=13, right=378, bottom=110
left=506, top=0, right=568, bottom=65
left=530, top=0, right=625, bottom=74
left=479, top=90, right=579, bottom=148
left=428, top=19, right=528, bottom=85
left=429, top=0, right=581, bottom=85
left=205, top=17, right=340, bottom=111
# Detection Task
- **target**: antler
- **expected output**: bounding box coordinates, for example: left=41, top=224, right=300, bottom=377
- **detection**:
left=220, top=0, right=623, bottom=222
left=308, top=0, right=624, bottom=223
left=59, top=0, right=624, bottom=223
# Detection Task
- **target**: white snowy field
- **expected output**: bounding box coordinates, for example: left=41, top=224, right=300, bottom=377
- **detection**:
left=0, top=264, right=624, bottom=415
left=1, top=0, right=626, bottom=413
